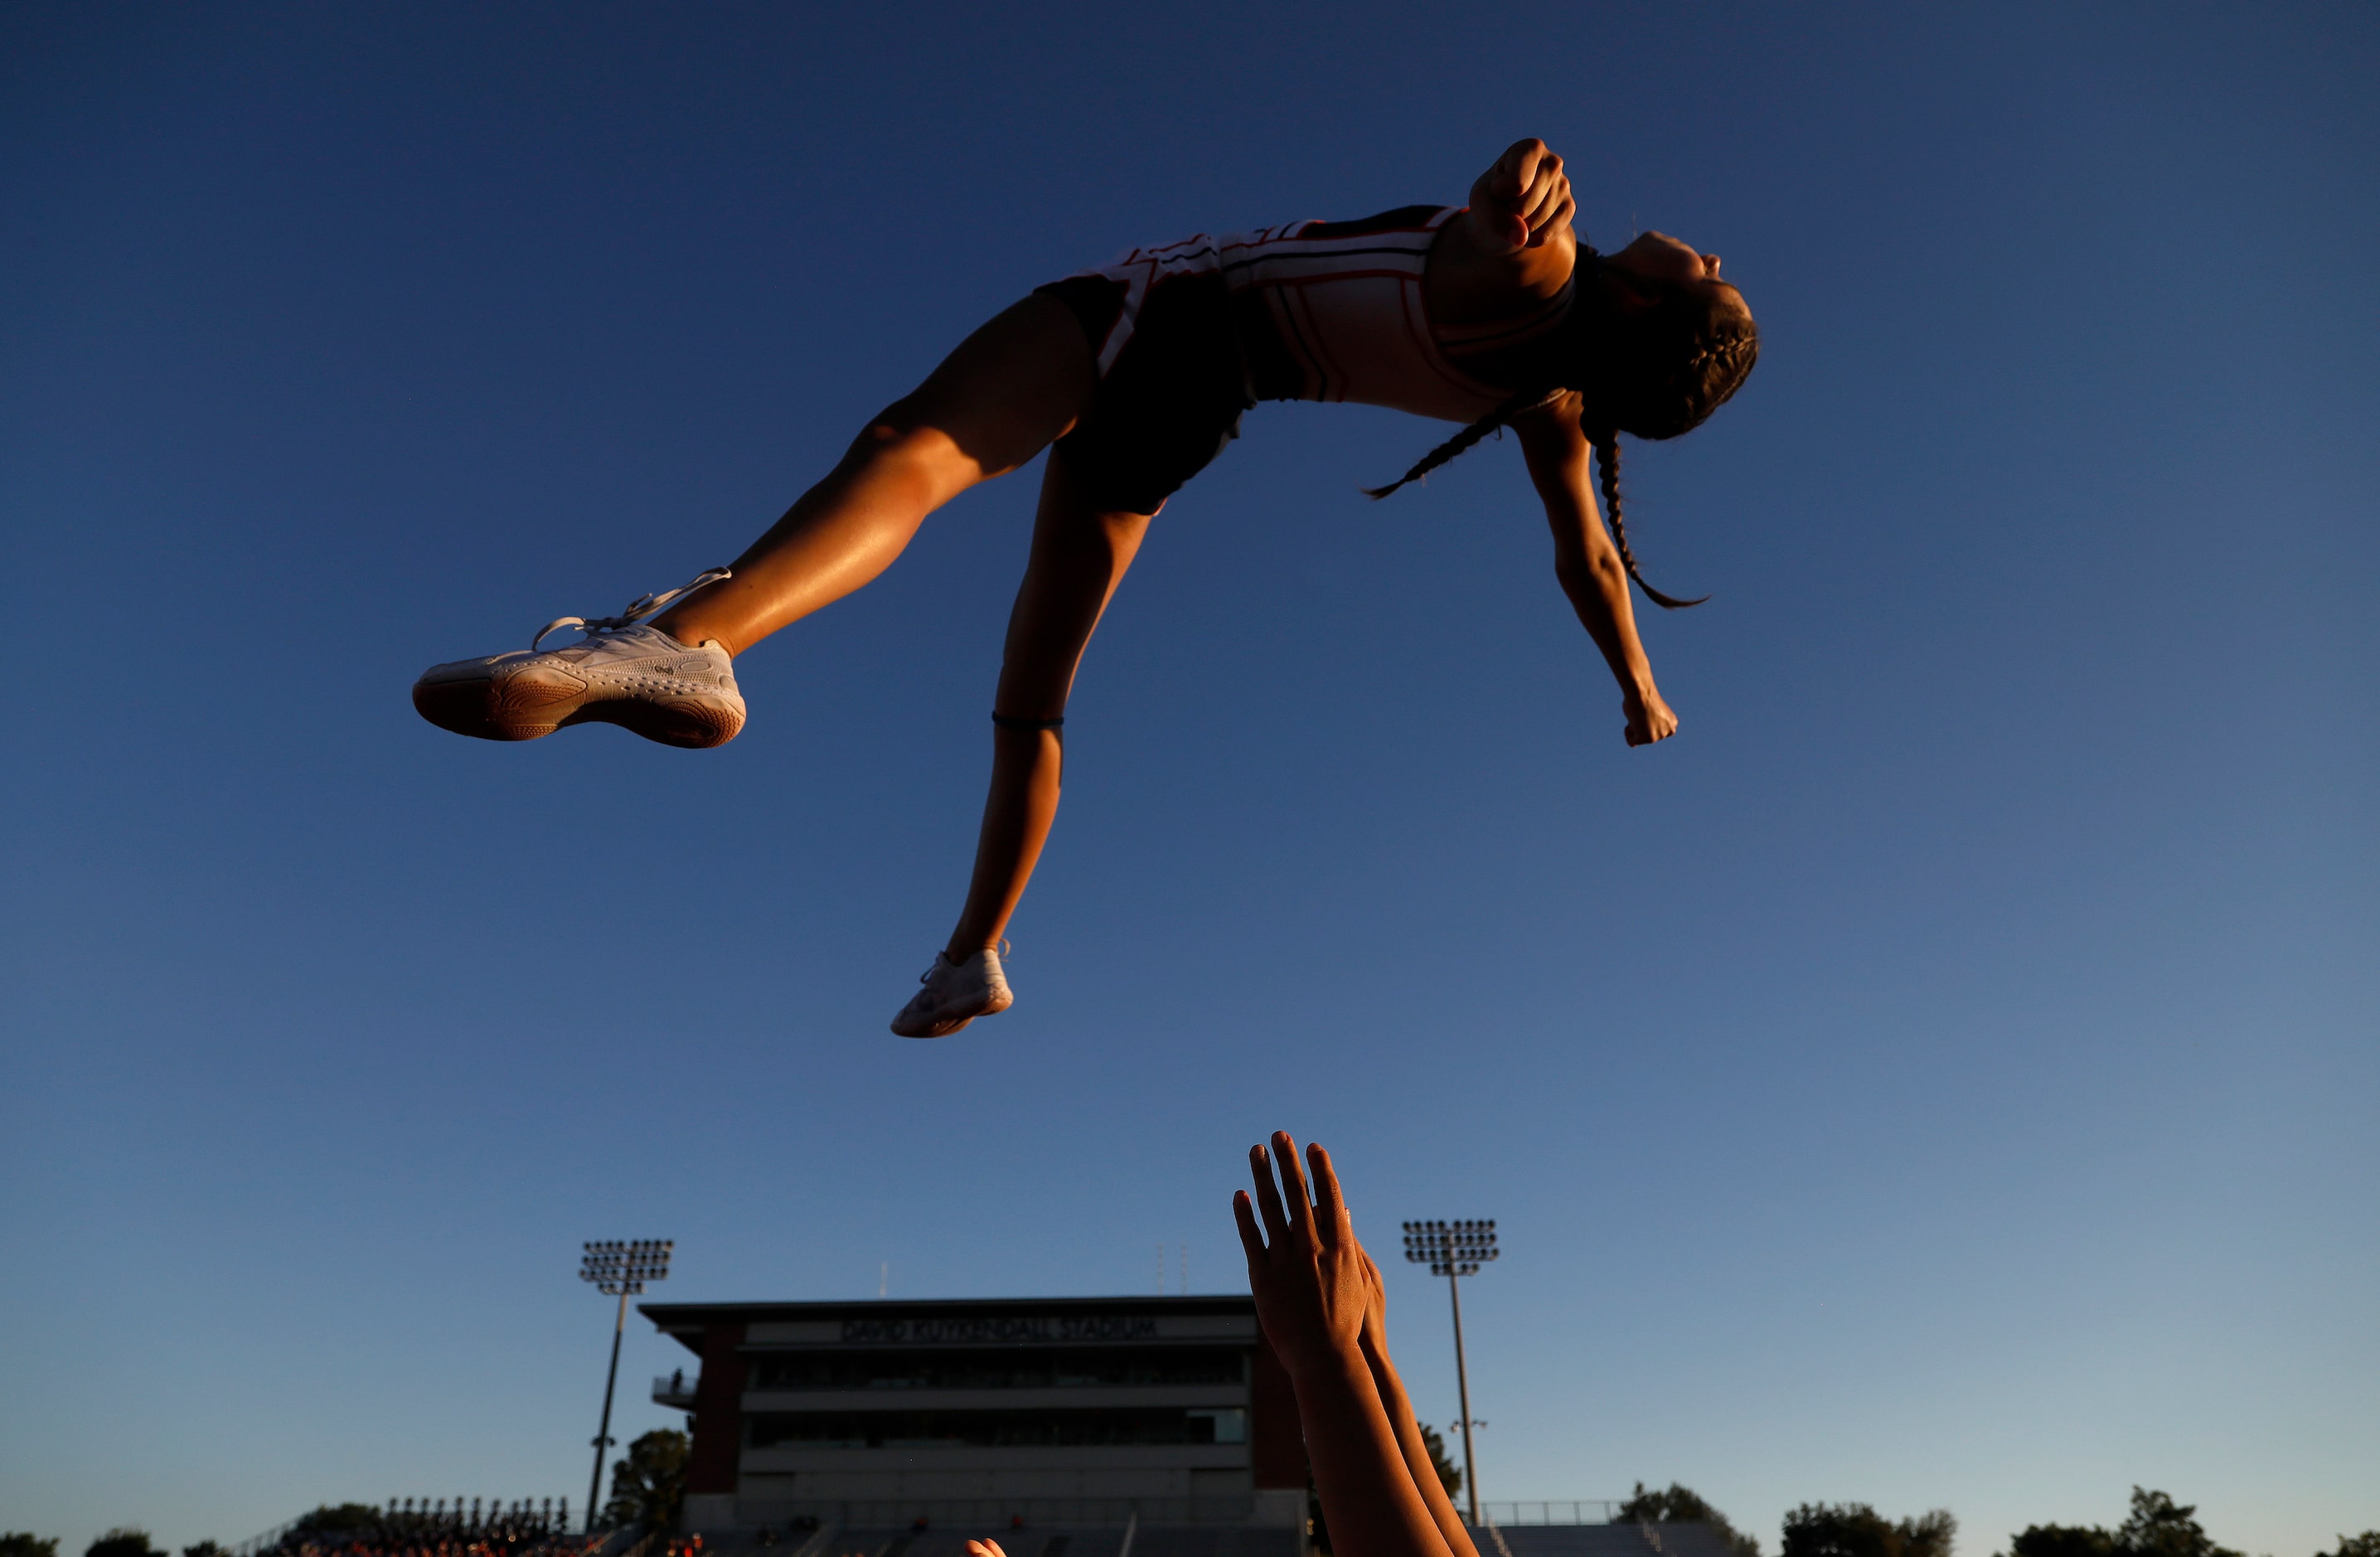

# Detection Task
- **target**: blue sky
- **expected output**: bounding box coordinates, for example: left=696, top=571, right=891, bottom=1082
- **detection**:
left=2, top=4, right=2373, bottom=1555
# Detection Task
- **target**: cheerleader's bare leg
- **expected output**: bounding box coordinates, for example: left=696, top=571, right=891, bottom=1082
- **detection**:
left=948, top=447, right=1156, bottom=958
left=889, top=446, right=1157, bottom=1038
left=651, top=293, right=1095, bottom=654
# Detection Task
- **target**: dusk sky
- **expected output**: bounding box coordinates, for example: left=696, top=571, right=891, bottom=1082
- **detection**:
left=2, top=6, right=2373, bottom=1557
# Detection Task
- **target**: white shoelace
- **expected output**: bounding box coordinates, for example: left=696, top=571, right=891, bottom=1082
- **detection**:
left=531, top=567, right=733, bottom=652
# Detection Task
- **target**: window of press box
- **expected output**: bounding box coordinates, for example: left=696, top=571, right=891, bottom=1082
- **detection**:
left=747, top=1347, right=1248, bottom=1391
left=1186, top=1408, right=1248, bottom=1443
left=747, top=1406, right=1250, bottom=1449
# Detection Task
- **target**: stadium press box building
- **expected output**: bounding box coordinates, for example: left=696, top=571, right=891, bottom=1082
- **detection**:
left=642, top=1296, right=1311, bottom=1531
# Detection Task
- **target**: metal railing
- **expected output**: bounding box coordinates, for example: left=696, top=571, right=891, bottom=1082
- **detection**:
left=722, top=1496, right=1260, bottom=1530
left=655, top=1372, right=699, bottom=1405
left=1476, top=1502, right=1626, bottom=1527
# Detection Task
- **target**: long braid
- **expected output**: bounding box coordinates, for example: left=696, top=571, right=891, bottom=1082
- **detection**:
left=1362, top=388, right=1551, bottom=499
left=1596, top=435, right=1707, bottom=609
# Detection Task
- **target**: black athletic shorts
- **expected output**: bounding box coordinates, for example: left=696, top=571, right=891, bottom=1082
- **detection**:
left=1034, top=270, right=1257, bottom=516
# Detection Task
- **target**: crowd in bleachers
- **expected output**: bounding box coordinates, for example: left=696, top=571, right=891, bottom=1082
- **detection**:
left=249, top=1501, right=608, bottom=1557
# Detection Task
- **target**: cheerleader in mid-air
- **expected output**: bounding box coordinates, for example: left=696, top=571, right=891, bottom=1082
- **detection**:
left=413, top=138, right=1758, bottom=1037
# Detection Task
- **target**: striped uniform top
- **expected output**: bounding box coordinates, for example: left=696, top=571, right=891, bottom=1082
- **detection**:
left=1082, top=205, right=1571, bottom=426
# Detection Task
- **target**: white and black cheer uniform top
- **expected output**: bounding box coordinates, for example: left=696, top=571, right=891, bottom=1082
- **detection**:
left=1034, top=205, right=1571, bottom=513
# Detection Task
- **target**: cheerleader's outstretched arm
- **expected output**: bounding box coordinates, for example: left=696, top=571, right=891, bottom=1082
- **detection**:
left=1515, top=394, right=1680, bottom=748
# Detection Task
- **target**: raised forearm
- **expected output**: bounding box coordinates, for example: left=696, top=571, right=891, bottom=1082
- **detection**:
left=1292, top=1351, right=1457, bottom=1557
left=1363, top=1331, right=1483, bottom=1557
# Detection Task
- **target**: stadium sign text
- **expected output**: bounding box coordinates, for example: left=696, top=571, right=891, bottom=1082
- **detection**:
left=838, top=1315, right=1161, bottom=1345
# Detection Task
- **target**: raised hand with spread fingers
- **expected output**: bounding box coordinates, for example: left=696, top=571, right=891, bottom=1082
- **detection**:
left=1234, top=1133, right=1457, bottom=1557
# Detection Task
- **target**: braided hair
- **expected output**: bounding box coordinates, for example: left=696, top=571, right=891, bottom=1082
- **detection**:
left=1367, top=249, right=1758, bottom=609
left=1595, top=434, right=1704, bottom=609
left=1360, top=386, right=1554, bottom=499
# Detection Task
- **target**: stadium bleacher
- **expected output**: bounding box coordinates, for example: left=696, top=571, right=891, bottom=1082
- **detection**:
left=669, top=1516, right=1732, bottom=1557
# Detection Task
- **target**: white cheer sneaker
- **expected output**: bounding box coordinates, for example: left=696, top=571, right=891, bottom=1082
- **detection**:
left=413, top=569, right=746, bottom=749
left=889, top=944, right=1015, bottom=1039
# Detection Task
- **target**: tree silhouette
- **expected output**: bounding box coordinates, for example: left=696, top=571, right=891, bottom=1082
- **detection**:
left=2115, top=1492, right=2241, bottom=1557
left=1781, top=1502, right=1955, bottom=1557
left=2009, top=1525, right=2115, bottom=1557
left=2003, top=1488, right=2250, bottom=1557
left=1616, top=1482, right=1761, bottom=1557
left=604, top=1427, right=691, bottom=1530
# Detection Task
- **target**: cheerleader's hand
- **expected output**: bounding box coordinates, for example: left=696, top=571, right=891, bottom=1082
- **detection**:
left=1234, top=1133, right=1374, bottom=1383
left=1470, top=138, right=1575, bottom=254
left=1625, top=686, right=1680, bottom=747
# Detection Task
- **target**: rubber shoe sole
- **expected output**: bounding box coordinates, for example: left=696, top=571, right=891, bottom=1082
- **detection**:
left=894, top=986, right=1014, bottom=1039
left=412, top=666, right=744, bottom=749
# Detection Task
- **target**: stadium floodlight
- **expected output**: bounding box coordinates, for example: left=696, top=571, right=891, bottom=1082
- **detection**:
left=579, top=1238, right=672, bottom=1531
left=1403, top=1220, right=1499, bottom=1526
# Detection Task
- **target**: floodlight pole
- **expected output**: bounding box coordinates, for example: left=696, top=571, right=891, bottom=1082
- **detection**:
left=1447, top=1265, right=1478, bottom=1527
left=588, top=1284, right=628, bottom=1533
left=1403, top=1220, right=1499, bottom=1529
left=580, top=1239, right=672, bottom=1535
